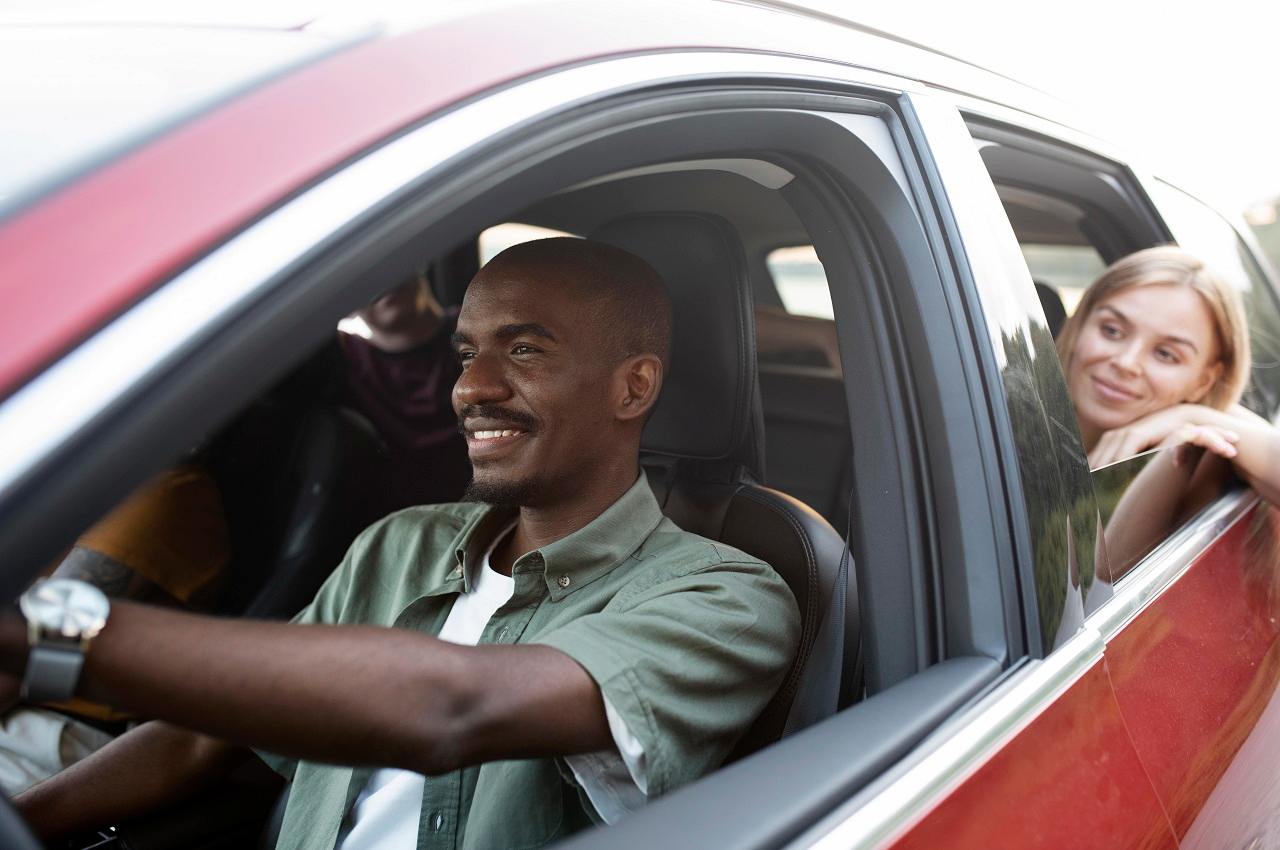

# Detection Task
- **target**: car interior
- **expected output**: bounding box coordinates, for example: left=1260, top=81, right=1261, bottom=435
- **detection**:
left=46, top=159, right=875, bottom=849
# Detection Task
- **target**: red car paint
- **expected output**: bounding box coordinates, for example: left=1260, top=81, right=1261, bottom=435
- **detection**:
left=889, top=660, right=1178, bottom=850
left=1105, top=503, right=1280, bottom=846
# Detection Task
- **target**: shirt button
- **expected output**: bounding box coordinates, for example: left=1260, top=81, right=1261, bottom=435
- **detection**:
left=429, top=812, right=445, bottom=832
left=496, top=626, right=510, bottom=642
left=557, top=575, right=571, bottom=588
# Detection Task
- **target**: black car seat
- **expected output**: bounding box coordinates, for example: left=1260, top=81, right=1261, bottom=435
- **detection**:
left=206, top=389, right=388, bottom=619
left=1035, top=279, right=1068, bottom=339
left=591, top=213, right=857, bottom=759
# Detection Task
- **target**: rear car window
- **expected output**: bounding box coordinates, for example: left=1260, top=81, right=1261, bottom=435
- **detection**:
left=765, top=245, right=833, bottom=319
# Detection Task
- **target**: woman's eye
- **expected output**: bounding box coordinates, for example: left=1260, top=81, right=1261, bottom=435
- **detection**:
left=1099, top=322, right=1122, bottom=339
left=1154, top=347, right=1179, bottom=364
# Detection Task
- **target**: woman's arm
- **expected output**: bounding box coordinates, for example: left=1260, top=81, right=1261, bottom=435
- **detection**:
left=1089, top=403, right=1280, bottom=505
left=1099, top=448, right=1197, bottom=581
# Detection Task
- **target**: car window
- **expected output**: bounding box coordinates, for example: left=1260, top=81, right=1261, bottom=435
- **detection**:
left=759, top=245, right=839, bottom=370
left=478, top=223, right=575, bottom=265
left=765, top=245, right=834, bottom=319
left=971, top=123, right=1269, bottom=602
left=1019, top=243, right=1105, bottom=315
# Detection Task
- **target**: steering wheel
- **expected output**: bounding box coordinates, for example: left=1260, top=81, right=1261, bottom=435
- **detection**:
left=0, top=794, right=40, bottom=850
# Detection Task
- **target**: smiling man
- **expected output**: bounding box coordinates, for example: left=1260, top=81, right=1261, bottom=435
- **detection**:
left=4, top=237, right=800, bottom=850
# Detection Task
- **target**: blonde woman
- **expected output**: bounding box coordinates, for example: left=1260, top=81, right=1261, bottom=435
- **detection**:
left=1058, top=246, right=1280, bottom=505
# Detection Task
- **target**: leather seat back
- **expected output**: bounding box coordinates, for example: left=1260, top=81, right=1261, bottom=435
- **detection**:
left=592, top=213, right=853, bottom=759
left=207, top=398, right=387, bottom=618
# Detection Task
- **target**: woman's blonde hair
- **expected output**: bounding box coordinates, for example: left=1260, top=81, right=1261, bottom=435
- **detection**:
left=1056, top=245, right=1251, bottom=411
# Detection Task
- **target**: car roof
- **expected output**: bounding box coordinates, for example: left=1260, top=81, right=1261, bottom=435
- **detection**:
left=0, top=0, right=1103, bottom=401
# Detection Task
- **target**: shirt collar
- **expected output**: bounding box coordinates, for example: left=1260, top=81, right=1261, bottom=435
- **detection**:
left=451, top=474, right=664, bottom=600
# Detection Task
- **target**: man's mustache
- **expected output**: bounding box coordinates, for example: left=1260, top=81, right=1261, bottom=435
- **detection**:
left=457, top=404, right=539, bottom=433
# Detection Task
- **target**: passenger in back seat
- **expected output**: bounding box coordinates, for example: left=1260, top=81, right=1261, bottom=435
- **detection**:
left=7, top=237, right=800, bottom=850
left=306, top=270, right=472, bottom=513
left=0, top=464, right=231, bottom=794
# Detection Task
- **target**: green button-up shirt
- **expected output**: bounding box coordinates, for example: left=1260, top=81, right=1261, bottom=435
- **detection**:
left=260, top=475, right=800, bottom=850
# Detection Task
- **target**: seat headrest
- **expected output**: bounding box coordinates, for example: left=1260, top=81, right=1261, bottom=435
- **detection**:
left=589, top=213, right=761, bottom=476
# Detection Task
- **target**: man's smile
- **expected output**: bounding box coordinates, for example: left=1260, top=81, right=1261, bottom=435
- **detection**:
left=460, top=408, right=537, bottom=460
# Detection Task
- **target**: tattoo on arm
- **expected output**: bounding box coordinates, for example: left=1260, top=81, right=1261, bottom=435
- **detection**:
left=51, top=547, right=177, bottom=606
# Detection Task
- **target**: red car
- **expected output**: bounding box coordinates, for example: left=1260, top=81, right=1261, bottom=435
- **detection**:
left=2, top=4, right=1279, bottom=848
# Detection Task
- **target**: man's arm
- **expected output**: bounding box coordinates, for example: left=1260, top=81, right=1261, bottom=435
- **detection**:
left=0, top=602, right=613, bottom=777
left=15, top=722, right=249, bottom=840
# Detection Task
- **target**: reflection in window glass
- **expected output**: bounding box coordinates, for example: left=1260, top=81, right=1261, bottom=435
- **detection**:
left=1090, top=444, right=1237, bottom=587
left=766, top=246, right=833, bottom=320
left=1019, top=244, right=1105, bottom=316
left=1148, top=182, right=1280, bottom=417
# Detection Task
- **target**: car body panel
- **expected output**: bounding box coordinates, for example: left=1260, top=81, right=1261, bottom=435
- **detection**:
left=1105, top=501, right=1280, bottom=845
left=884, top=659, right=1176, bottom=850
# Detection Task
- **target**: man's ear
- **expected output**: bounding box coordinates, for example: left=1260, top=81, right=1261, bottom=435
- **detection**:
left=1188, top=361, right=1224, bottom=404
left=615, top=354, right=663, bottom=423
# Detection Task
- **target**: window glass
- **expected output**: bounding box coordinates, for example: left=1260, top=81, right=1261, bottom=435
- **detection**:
left=765, top=245, right=834, bottom=319
left=1019, top=243, right=1105, bottom=316
left=1148, top=181, right=1280, bottom=418
left=478, top=223, right=576, bottom=264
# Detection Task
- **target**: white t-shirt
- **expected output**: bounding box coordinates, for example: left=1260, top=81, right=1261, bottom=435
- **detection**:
left=336, top=523, right=647, bottom=849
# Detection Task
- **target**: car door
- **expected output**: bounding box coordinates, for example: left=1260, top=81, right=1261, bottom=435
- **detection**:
left=1098, top=180, right=1280, bottom=850
left=785, top=93, right=1180, bottom=850
left=871, top=90, right=1280, bottom=850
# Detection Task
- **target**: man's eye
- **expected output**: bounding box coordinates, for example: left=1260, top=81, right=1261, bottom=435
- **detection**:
left=457, top=350, right=476, bottom=364
left=511, top=344, right=538, bottom=355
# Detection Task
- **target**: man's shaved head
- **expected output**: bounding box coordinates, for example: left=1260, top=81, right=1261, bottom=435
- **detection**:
left=472, top=237, right=671, bottom=370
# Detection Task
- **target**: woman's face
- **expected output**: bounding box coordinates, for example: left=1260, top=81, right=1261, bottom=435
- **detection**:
left=1067, top=283, right=1222, bottom=444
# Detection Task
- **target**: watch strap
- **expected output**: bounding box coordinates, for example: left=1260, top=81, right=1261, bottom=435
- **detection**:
left=21, top=644, right=86, bottom=703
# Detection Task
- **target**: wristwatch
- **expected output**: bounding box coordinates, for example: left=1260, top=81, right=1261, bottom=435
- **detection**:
left=18, top=578, right=110, bottom=702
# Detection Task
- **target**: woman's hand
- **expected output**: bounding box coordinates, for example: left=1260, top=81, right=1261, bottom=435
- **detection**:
left=1088, top=404, right=1238, bottom=468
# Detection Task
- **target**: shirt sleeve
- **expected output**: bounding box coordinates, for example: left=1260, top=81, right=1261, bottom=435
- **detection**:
left=562, top=696, right=649, bottom=824
left=536, top=558, right=800, bottom=798
left=77, top=465, right=230, bottom=605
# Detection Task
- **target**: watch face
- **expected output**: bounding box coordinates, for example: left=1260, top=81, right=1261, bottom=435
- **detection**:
left=21, top=578, right=109, bottom=639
